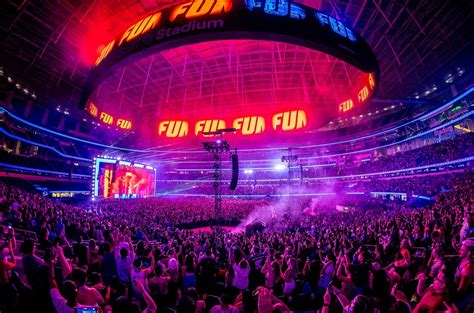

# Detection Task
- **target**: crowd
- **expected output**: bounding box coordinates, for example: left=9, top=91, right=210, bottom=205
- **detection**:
left=0, top=171, right=473, bottom=312
left=165, top=171, right=465, bottom=198
left=162, top=133, right=473, bottom=189
left=344, top=133, right=474, bottom=175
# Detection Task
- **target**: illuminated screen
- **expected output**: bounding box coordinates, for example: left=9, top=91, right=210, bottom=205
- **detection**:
left=93, top=158, right=156, bottom=199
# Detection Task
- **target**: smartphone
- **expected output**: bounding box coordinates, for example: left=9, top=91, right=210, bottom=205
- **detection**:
left=74, top=308, right=99, bottom=313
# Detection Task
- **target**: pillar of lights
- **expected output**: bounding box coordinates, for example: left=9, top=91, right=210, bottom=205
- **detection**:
left=203, top=136, right=231, bottom=221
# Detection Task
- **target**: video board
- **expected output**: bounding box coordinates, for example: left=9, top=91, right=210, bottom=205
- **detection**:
left=92, top=157, right=156, bottom=200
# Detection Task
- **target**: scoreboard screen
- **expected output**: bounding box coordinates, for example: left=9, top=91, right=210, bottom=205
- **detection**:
left=93, top=157, right=156, bottom=199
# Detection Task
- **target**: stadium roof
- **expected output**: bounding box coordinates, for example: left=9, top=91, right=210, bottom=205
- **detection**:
left=1, top=1, right=472, bottom=103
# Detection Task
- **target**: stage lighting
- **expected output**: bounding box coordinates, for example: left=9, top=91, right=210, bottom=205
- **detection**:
left=281, top=155, right=298, bottom=162
left=244, top=169, right=253, bottom=174
left=203, top=140, right=230, bottom=153
left=275, top=164, right=286, bottom=171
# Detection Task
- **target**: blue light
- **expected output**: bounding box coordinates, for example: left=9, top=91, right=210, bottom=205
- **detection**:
left=93, top=157, right=116, bottom=197
left=0, top=162, right=91, bottom=177
left=174, top=162, right=336, bottom=172
left=264, top=0, right=288, bottom=16
left=156, top=156, right=473, bottom=183
left=48, top=190, right=90, bottom=193
left=246, top=0, right=304, bottom=19
left=245, top=0, right=262, bottom=10
left=167, top=88, right=474, bottom=158
left=292, top=87, right=473, bottom=151
left=171, top=110, right=471, bottom=166
left=0, top=107, right=197, bottom=154
left=155, top=193, right=338, bottom=198
left=300, top=110, right=473, bottom=160
left=274, top=164, right=286, bottom=171
left=315, top=12, right=356, bottom=43
left=290, top=4, right=305, bottom=19
left=0, top=87, right=472, bottom=155
left=370, top=192, right=406, bottom=196
left=413, top=195, right=431, bottom=200
left=0, top=127, right=91, bottom=161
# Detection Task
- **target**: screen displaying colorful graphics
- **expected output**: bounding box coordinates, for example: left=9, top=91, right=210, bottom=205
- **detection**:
left=93, top=157, right=156, bottom=199
left=86, top=0, right=376, bottom=74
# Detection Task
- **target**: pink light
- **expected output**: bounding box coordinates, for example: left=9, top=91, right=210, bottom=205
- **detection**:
left=89, top=39, right=374, bottom=149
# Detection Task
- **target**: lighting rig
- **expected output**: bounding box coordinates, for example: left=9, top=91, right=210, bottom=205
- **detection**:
left=202, top=128, right=235, bottom=220
left=281, top=148, right=300, bottom=186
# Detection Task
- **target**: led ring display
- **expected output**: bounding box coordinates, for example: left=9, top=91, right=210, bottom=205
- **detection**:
left=81, top=0, right=379, bottom=148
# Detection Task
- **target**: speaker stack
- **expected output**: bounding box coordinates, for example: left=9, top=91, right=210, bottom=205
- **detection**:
left=229, top=154, right=239, bottom=190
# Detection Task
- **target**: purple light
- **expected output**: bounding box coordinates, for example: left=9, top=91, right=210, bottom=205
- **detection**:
left=274, top=164, right=286, bottom=171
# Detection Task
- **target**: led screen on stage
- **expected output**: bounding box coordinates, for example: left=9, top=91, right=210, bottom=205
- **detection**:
left=93, top=158, right=156, bottom=199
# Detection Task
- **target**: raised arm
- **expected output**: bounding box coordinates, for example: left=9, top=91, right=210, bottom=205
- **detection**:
left=416, top=272, right=428, bottom=296
left=7, top=239, right=16, bottom=265
left=302, top=259, right=311, bottom=276
left=391, top=283, right=408, bottom=302
left=261, top=256, right=270, bottom=274
left=127, top=236, right=135, bottom=260
left=230, top=246, right=235, bottom=266
left=144, top=253, right=156, bottom=276
left=56, top=245, right=72, bottom=278
left=59, top=230, right=71, bottom=248
left=137, top=280, right=157, bottom=312
left=9, top=227, right=17, bottom=250
left=49, top=257, right=59, bottom=290
left=322, top=288, right=331, bottom=313
left=336, top=262, right=351, bottom=284
left=332, top=286, right=350, bottom=309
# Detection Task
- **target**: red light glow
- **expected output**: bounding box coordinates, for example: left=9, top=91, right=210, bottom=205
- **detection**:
left=87, top=39, right=375, bottom=148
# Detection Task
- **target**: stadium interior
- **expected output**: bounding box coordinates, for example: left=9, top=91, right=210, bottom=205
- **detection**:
left=0, top=1, right=473, bottom=313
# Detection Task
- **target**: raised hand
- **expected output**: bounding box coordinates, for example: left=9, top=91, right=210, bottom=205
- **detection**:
left=257, top=288, right=273, bottom=313
left=443, top=302, right=459, bottom=313
left=391, top=283, right=398, bottom=296
left=323, top=288, right=331, bottom=305
left=134, top=279, right=145, bottom=294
